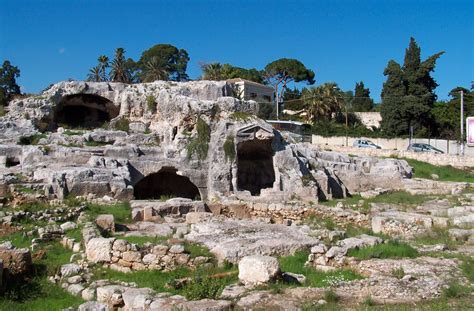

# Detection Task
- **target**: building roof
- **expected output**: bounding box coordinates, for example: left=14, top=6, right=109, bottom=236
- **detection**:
left=226, top=78, right=274, bottom=90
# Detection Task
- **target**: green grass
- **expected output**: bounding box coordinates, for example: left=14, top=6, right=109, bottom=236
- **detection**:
left=63, top=130, right=83, bottom=136
left=0, top=242, right=83, bottom=310
left=92, top=264, right=237, bottom=300
left=118, top=235, right=169, bottom=246
left=442, top=282, right=471, bottom=299
left=15, top=201, right=50, bottom=213
left=424, top=252, right=474, bottom=283
left=113, top=117, right=130, bottom=132
left=320, top=191, right=432, bottom=214
left=404, top=158, right=474, bottom=183
left=84, top=140, right=113, bottom=147
left=0, top=231, right=31, bottom=248
left=85, top=202, right=131, bottom=224
left=278, top=251, right=363, bottom=287
left=304, top=215, right=337, bottom=231
left=183, top=242, right=213, bottom=258
left=347, top=240, right=419, bottom=260
left=65, top=227, right=83, bottom=242
left=412, top=226, right=461, bottom=249
left=14, top=185, right=36, bottom=194
left=391, top=266, right=405, bottom=279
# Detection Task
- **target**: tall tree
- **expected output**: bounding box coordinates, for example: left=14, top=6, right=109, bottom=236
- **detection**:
left=110, top=48, right=131, bottom=83
left=200, top=62, right=263, bottom=83
left=302, top=83, right=343, bottom=123
left=380, top=37, right=444, bottom=136
left=0, top=60, right=21, bottom=106
left=97, top=55, right=109, bottom=81
left=141, top=56, right=169, bottom=82
left=200, top=63, right=223, bottom=80
left=351, top=81, right=374, bottom=112
left=264, top=58, right=315, bottom=104
left=138, top=44, right=189, bottom=81
left=86, top=65, right=102, bottom=82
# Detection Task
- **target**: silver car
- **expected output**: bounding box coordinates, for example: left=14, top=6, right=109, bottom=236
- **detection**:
left=407, top=143, right=444, bottom=154
left=352, top=139, right=381, bottom=149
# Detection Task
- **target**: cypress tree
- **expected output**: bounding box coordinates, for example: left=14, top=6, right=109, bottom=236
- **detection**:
left=380, top=37, right=444, bottom=136
left=352, top=81, right=374, bottom=112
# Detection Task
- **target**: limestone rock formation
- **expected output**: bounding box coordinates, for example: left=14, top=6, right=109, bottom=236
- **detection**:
left=0, top=80, right=412, bottom=204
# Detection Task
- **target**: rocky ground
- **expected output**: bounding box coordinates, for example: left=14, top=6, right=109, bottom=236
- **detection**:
left=0, top=182, right=473, bottom=310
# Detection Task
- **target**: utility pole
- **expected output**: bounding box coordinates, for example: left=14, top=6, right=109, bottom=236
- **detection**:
left=461, top=90, right=464, bottom=155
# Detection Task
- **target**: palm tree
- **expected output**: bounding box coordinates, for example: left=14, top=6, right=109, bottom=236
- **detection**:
left=303, top=83, right=343, bottom=123
left=201, top=63, right=222, bottom=80
left=110, top=48, right=131, bottom=83
left=86, top=65, right=101, bottom=82
left=141, top=56, right=169, bottom=82
left=98, top=55, right=109, bottom=81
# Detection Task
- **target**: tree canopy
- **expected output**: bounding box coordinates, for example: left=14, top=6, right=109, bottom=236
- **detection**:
left=264, top=58, right=315, bottom=103
left=380, top=37, right=444, bottom=136
left=0, top=60, right=21, bottom=106
left=138, top=44, right=189, bottom=82
left=200, top=62, right=264, bottom=83
left=351, top=81, right=374, bottom=112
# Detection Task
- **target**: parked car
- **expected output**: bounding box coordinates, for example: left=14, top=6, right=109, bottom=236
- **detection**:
left=407, top=143, right=444, bottom=154
left=352, top=139, right=381, bottom=149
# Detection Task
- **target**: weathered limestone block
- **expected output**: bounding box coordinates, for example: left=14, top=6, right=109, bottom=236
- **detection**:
left=96, top=214, right=115, bottom=233
left=78, top=301, right=109, bottom=311
left=185, top=212, right=213, bottom=224
left=238, top=255, right=280, bottom=285
left=86, top=238, right=114, bottom=263
left=0, top=245, right=32, bottom=276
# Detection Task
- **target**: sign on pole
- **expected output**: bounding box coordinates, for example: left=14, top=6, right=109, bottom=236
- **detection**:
left=466, top=117, right=474, bottom=146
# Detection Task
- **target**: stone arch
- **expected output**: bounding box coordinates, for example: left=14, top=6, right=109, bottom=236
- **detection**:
left=53, top=94, right=120, bottom=129
left=133, top=167, right=201, bottom=200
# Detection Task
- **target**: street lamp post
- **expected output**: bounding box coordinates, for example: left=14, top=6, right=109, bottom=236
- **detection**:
left=461, top=90, right=464, bottom=156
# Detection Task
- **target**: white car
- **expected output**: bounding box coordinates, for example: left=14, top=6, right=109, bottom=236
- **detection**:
left=352, top=139, right=381, bottom=149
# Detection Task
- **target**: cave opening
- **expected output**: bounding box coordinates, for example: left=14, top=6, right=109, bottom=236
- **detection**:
left=134, top=168, right=201, bottom=200
left=53, top=94, right=119, bottom=129
left=237, top=139, right=275, bottom=196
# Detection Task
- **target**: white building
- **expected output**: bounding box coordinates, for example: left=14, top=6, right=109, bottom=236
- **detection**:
left=226, top=78, right=274, bottom=103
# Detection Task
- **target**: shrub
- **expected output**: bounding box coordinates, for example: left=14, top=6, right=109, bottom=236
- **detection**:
left=146, top=95, right=157, bottom=112
left=391, top=266, right=405, bottom=279
left=223, top=135, right=235, bottom=162
left=181, top=276, right=227, bottom=300
left=363, top=295, right=375, bottom=306
left=18, top=133, right=47, bottom=145
left=186, top=117, right=210, bottom=160
left=113, top=118, right=130, bottom=132
left=324, top=289, right=340, bottom=303
left=442, top=282, right=469, bottom=298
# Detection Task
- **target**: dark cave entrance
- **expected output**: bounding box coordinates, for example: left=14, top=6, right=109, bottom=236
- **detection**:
left=53, top=94, right=119, bottom=129
left=134, top=168, right=201, bottom=200
left=236, top=139, right=275, bottom=196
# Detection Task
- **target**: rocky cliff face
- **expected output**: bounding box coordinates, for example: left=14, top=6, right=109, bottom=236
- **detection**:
left=0, top=80, right=411, bottom=203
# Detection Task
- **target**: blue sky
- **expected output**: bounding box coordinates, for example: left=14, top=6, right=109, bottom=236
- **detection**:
left=0, top=0, right=472, bottom=101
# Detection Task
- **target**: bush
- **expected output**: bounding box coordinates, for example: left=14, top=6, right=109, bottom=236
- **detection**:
left=223, top=135, right=235, bottom=162
left=186, top=117, right=210, bottom=160
left=146, top=95, right=157, bottom=112
left=324, top=289, right=340, bottom=303
left=113, top=118, right=130, bottom=132
left=230, top=111, right=252, bottom=121
left=18, top=133, right=47, bottom=145
left=442, top=282, right=469, bottom=298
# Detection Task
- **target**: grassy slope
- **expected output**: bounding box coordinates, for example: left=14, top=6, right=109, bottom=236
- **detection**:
left=403, top=158, right=474, bottom=183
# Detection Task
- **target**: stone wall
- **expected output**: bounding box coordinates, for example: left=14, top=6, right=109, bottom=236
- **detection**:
left=312, top=134, right=474, bottom=156
left=312, top=143, right=474, bottom=168
left=85, top=237, right=211, bottom=272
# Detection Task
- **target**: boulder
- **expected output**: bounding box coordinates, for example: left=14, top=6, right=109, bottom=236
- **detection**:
left=96, top=214, right=115, bottom=233
left=0, top=246, right=32, bottom=276
left=60, top=221, right=77, bottom=231
left=86, top=238, right=114, bottom=263
left=78, top=301, right=109, bottom=311
left=238, top=255, right=280, bottom=285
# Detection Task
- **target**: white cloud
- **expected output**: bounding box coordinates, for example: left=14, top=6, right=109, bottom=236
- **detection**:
left=58, top=48, right=66, bottom=54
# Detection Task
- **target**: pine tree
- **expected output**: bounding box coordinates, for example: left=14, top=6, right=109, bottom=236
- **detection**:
left=380, top=37, right=444, bottom=136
